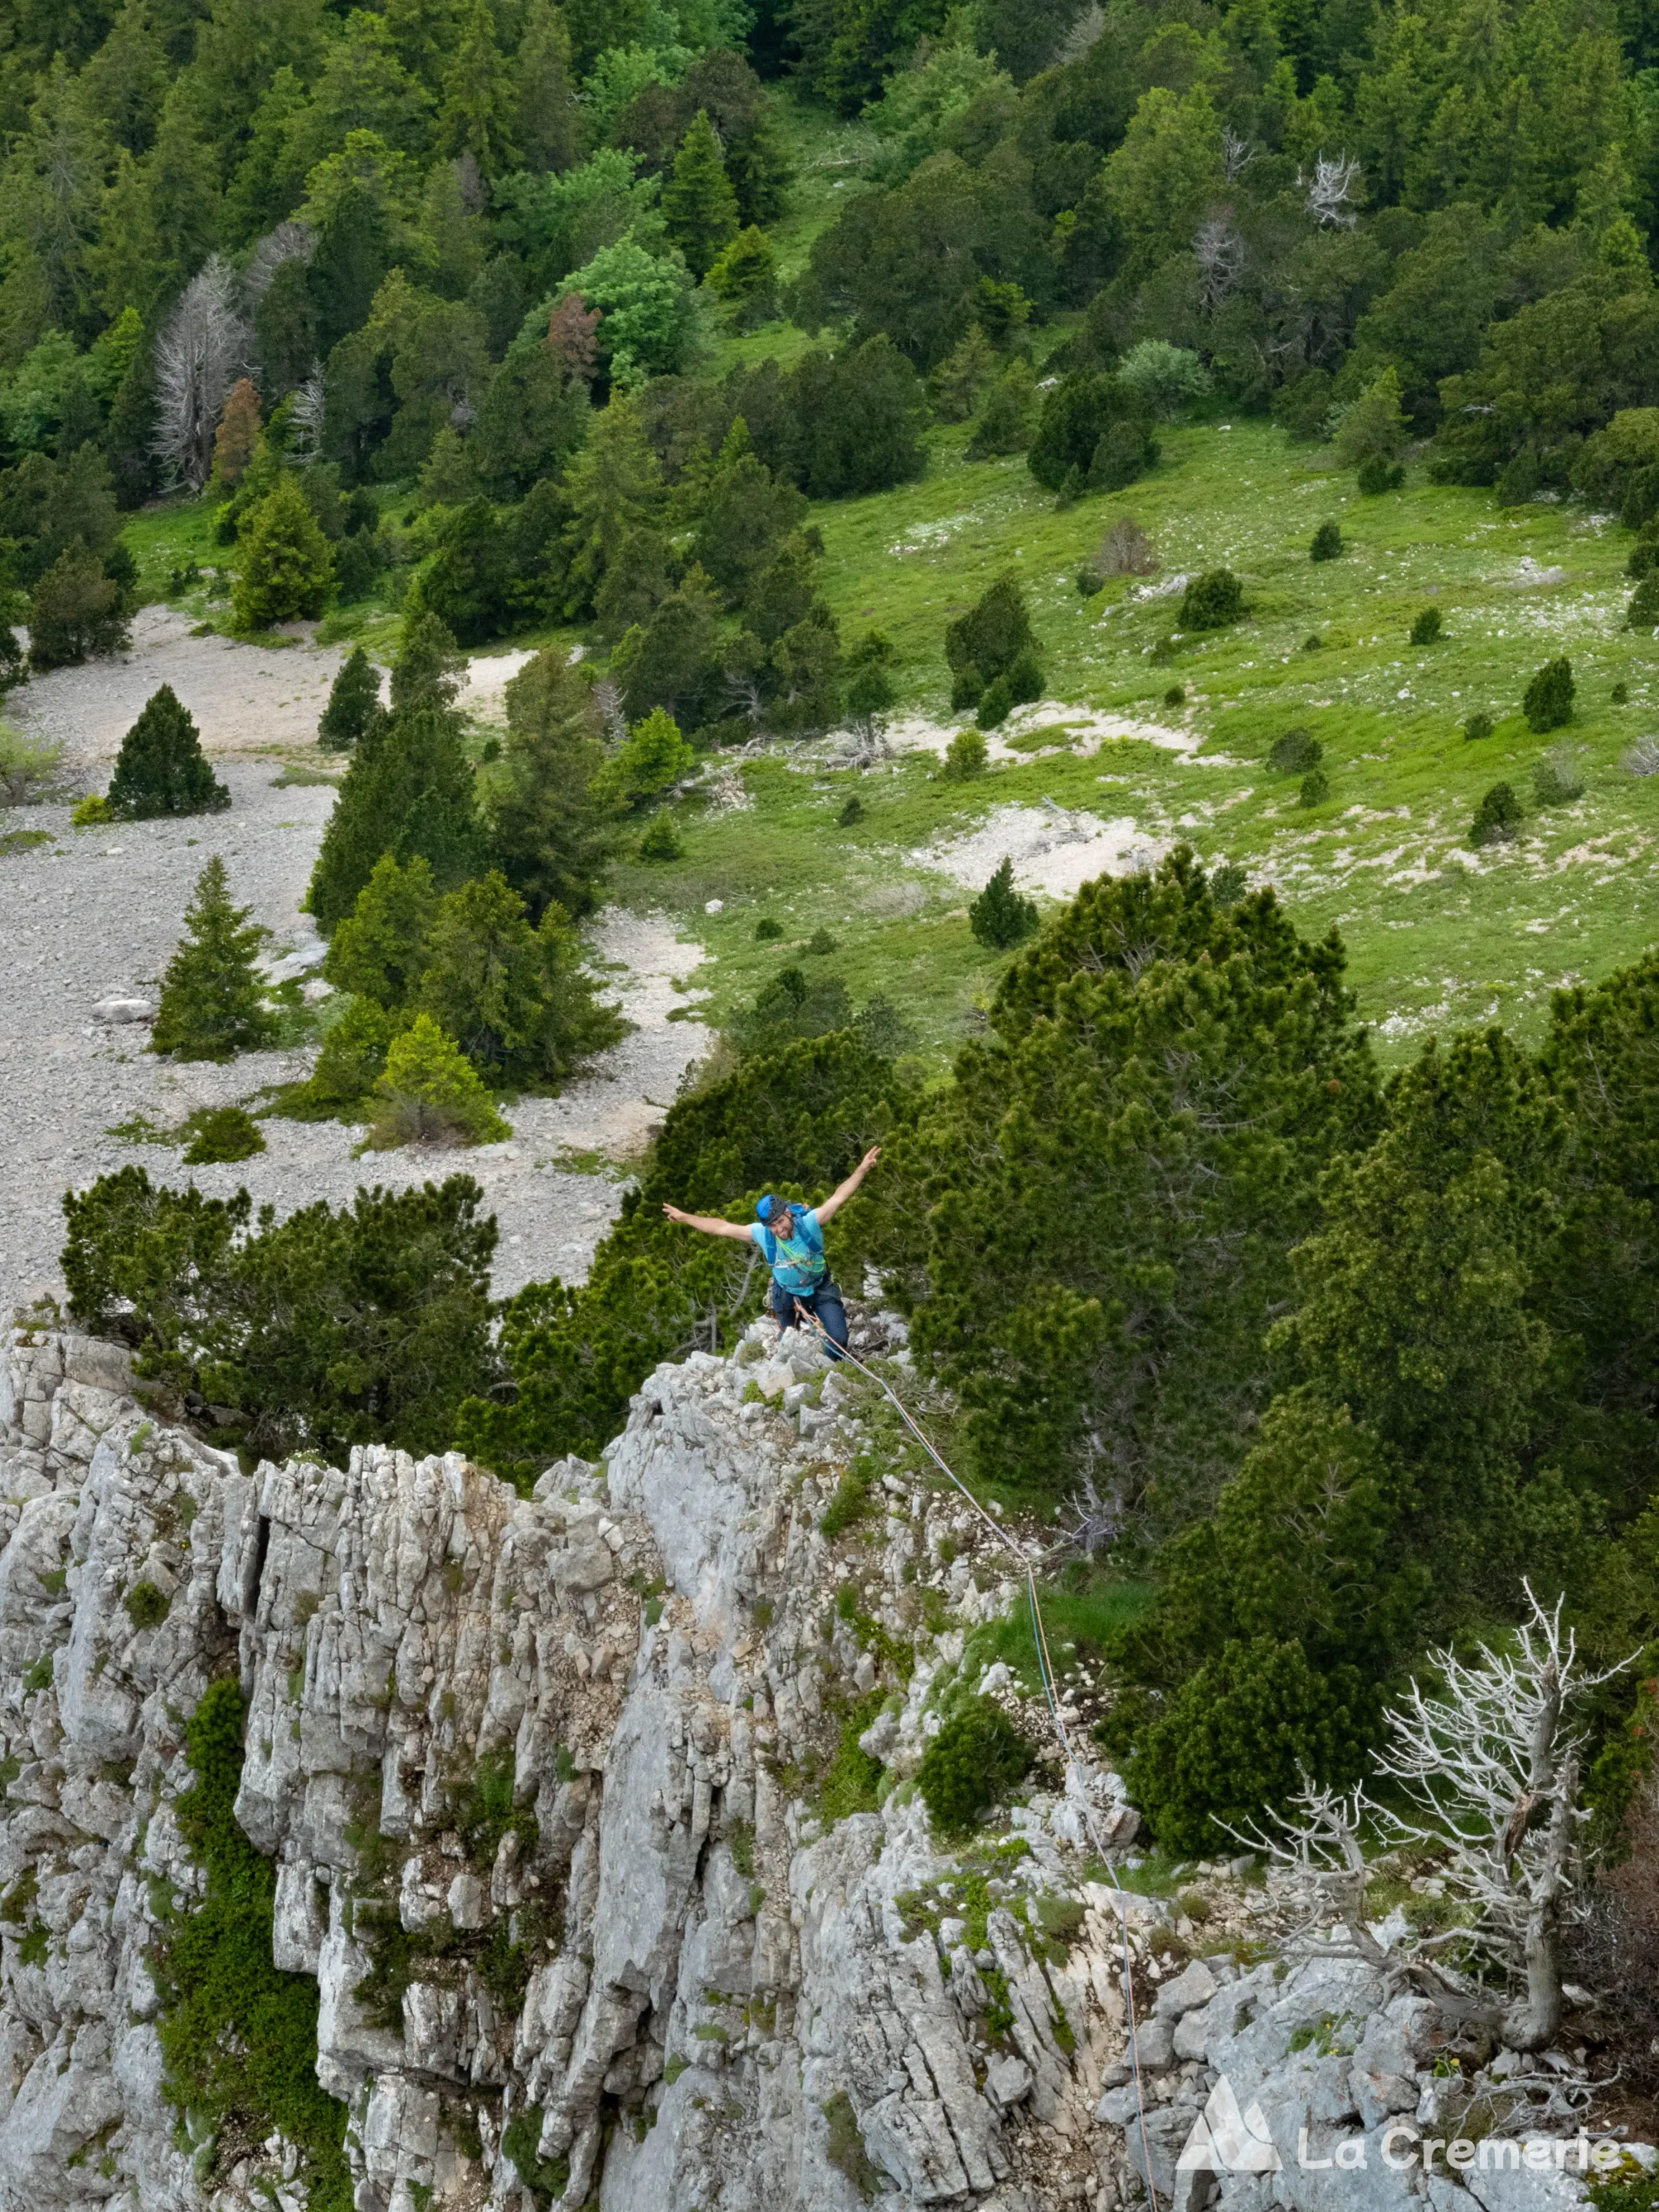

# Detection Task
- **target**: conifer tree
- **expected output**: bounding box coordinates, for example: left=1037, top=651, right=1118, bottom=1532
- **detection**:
left=945, top=576, right=1038, bottom=707
left=488, top=649, right=611, bottom=920
left=211, top=378, right=261, bottom=489
left=324, top=853, right=440, bottom=1007
left=591, top=706, right=695, bottom=809
left=27, top=550, right=130, bottom=671
left=306, top=705, right=481, bottom=929
left=664, top=110, right=740, bottom=280
left=105, top=330, right=160, bottom=508
left=436, top=0, right=518, bottom=176
left=968, top=857, right=1039, bottom=948
left=515, top=0, right=588, bottom=175
left=107, top=685, right=231, bottom=818
left=151, top=856, right=280, bottom=1060
left=233, top=476, right=335, bottom=631
left=415, top=869, right=620, bottom=1080
left=369, top=1012, right=511, bottom=1148
left=1523, top=655, right=1575, bottom=732
left=319, top=645, right=386, bottom=751
left=560, top=396, right=664, bottom=618
left=390, top=603, right=467, bottom=718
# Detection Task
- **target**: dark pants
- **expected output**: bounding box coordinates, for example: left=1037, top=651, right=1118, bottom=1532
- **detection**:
left=771, top=1275, right=849, bottom=1359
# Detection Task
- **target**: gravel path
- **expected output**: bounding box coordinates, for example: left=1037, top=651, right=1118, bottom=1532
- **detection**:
left=2, top=632, right=710, bottom=1318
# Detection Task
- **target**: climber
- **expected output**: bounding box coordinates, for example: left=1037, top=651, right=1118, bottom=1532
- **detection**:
left=660, top=1145, right=882, bottom=1360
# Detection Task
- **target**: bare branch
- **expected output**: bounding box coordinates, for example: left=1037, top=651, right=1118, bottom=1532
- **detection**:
left=151, top=256, right=252, bottom=491
left=1302, top=153, right=1362, bottom=227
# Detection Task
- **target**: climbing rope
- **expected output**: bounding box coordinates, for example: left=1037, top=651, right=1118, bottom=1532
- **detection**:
left=786, top=1304, right=1162, bottom=2212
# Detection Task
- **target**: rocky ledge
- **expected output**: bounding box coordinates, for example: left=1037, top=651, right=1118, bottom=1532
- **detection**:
left=0, top=1314, right=1645, bottom=2212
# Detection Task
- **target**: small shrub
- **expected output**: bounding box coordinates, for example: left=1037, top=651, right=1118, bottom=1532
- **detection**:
left=181, top=1106, right=266, bottom=1164
left=1301, top=634, right=1324, bottom=652
left=1613, top=682, right=1630, bottom=703
left=367, top=1014, right=510, bottom=1148
left=1096, top=516, right=1159, bottom=576
left=823, top=2091, right=882, bottom=2201
left=806, top=927, right=838, bottom=955
left=1627, top=574, right=1659, bottom=631
left=1163, top=684, right=1185, bottom=707
left=0, top=727, right=66, bottom=806
left=1533, top=745, right=1585, bottom=807
left=1624, top=736, right=1659, bottom=777
left=318, top=645, right=384, bottom=751
left=28, top=547, right=129, bottom=670
left=1468, top=781, right=1524, bottom=847
left=854, top=994, right=918, bottom=1057
left=1267, top=727, right=1322, bottom=774
left=837, top=794, right=864, bottom=826
left=754, top=916, right=785, bottom=940
left=950, top=666, right=983, bottom=711
left=1409, top=606, right=1443, bottom=645
left=1210, top=861, right=1246, bottom=907
left=943, top=727, right=988, bottom=778
left=637, top=809, right=683, bottom=860
left=969, top=857, right=1038, bottom=950
left=975, top=678, right=1013, bottom=730
left=1179, top=568, right=1243, bottom=631
left=1299, top=769, right=1330, bottom=807
left=501, top=2104, right=569, bottom=2207
left=1463, top=710, right=1495, bottom=742
left=914, top=1696, right=1035, bottom=1831
left=1005, top=650, right=1044, bottom=705
left=71, top=794, right=113, bottom=825
left=1356, top=456, right=1404, bottom=494
left=1523, top=655, right=1575, bottom=732
left=1309, top=522, right=1343, bottom=562
left=1075, top=566, right=1102, bottom=596
left=124, top=1578, right=171, bottom=1630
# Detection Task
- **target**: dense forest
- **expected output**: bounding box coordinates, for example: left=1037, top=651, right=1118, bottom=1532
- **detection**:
left=21, top=0, right=1659, bottom=1860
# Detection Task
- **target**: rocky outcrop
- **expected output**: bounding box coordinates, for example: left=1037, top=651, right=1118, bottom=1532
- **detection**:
left=0, top=1312, right=1638, bottom=2212
left=0, top=1312, right=1132, bottom=2212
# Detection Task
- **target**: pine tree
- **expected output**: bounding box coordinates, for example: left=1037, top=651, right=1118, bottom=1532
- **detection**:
left=233, top=477, right=335, bottom=631
left=664, top=110, right=740, bottom=280
left=151, top=856, right=279, bottom=1060
left=390, top=602, right=467, bottom=717
left=560, top=396, right=664, bottom=619
left=27, top=550, right=130, bottom=671
left=1469, top=782, right=1524, bottom=846
left=211, top=378, right=261, bottom=489
left=319, top=645, right=386, bottom=751
left=968, top=857, right=1039, bottom=947
left=488, top=649, right=610, bottom=920
left=369, top=1012, right=511, bottom=1148
left=324, top=853, right=440, bottom=1007
left=107, top=685, right=231, bottom=818
left=945, top=575, right=1037, bottom=702
left=105, top=328, right=159, bottom=508
left=638, top=808, right=683, bottom=858
left=515, top=0, right=588, bottom=174
left=1523, top=655, right=1575, bottom=732
left=435, top=0, right=518, bottom=176
left=306, top=706, right=480, bottom=930
left=591, top=706, right=695, bottom=810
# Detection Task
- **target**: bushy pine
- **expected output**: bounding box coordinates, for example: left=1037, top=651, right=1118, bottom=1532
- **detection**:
left=487, top=649, right=611, bottom=920
left=324, top=853, right=439, bottom=1007
left=638, top=809, right=683, bottom=858
left=61, top=1168, right=500, bottom=1461
left=968, top=857, right=1037, bottom=946
left=28, top=548, right=130, bottom=670
left=151, top=858, right=279, bottom=1060
left=1469, top=780, right=1524, bottom=844
left=1267, top=727, right=1321, bottom=773
left=914, top=1698, right=1034, bottom=1832
left=1523, top=655, right=1575, bottom=732
left=368, top=1014, right=512, bottom=1149
left=107, top=686, right=230, bottom=819
left=1409, top=605, right=1443, bottom=644
left=591, top=706, right=695, bottom=809
left=1310, top=522, right=1342, bottom=561
left=318, top=646, right=385, bottom=751
left=664, top=109, right=740, bottom=277
left=1179, top=568, right=1243, bottom=630
left=233, top=476, right=334, bottom=631
left=299, top=996, right=400, bottom=1111
left=945, top=576, right=1039, bottom=709
left=942, top=728, right=987, bottom=780
left=306, top=706, right=479, bottom=931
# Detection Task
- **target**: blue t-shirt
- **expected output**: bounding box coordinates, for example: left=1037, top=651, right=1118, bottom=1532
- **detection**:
left=750, top=1208, right=826, bottom=1291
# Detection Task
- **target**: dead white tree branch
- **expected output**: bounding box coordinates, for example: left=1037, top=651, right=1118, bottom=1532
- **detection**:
left=1303, top=153, right=1362, bottom=227
left=151, top=256, right=251, bottom=491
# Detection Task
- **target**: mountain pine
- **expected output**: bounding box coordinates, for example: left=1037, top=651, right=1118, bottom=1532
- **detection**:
left=968, top=856, right=1037, bottom=946
left=319, top=646, right=385, bottom=751
left=488, top=649, right=610, bottom=920
left=664, top=109, right=740, bottom=279
left=232, top=476, right=334, bottom=631
left=305, top=705, right=481, bottom=930
left=107, top=686, right=230, bottom=819
left=368, top=1013, right=511, bottom=1148
left=151, top=857, right=279, bottom=1060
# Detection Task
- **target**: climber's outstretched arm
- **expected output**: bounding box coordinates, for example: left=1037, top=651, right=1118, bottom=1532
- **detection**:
left=661, top=1205, right=753, bottom=1241
left=815, top=1145, right=883, bottom=1227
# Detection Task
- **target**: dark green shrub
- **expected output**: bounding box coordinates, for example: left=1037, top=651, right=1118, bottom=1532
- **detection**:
left=638, top=808, right=684, bottom=860
left=1027, top=371, right=1155, bottom=494
left=824, top=2090, right=883, bottom=2200
left=1006, top=650, right=1044, bottom=705
left=1302, top=634, right=1324, bottom=651
left=1267, top=727, right=1321, bottom=774
left=318, top=645, right=384, bottom=751
left=755, top=916, right=785, bottom=939
left=27, top=547, right=130, bottom=670
left=950, top=666, right=984, bottom=711
left=1164, top=684, right=1185, bottom=707
left=1209, top=862, right=1246, bottom=907
left=1468, top=781, right=1524, bottom=846
left=975, top=675, right=1014, bottom=729
left=806, top=926, right=838, bottom=955
left=1613, top=682, right=1630, bottom=703
left=838, top=795, right=865, bottom=826
left=124, top=1578, right=170, bottom=1629
left=1463, top=710, right=1495, bottom=741
left=181, top=1106, right=266, bottom=1164
left=1627, top=575, right=1659, bottom=631
left=914, top=1697, right=1035, bottom=1831
left=1299, top=768, right=1330, bottom=807
left=1075, top=566, right=1102, bottom=596
left=1523, top=655, right=1574, bottom=732
left=1179, top=568, right=1243, bottom=631
left=1533, top=747, right=1584, bottom=807
left=946, top=576, right=1038, bottom=697
left=1310, top=522, right=1342, bottom=562
left=1356, top=456, right=1404, bottom=493
left=152, top=1680, right=352, bottom=2210
left=151, top=858, right=279, bottom=1061
left=107, top=686, right=230, bottom=819
left=969, top=857, right=1038, bottom=949
left=61, top=1167, right=499, bottom=1461
left=1409, top=606, right=1443, bottom=644
left=501, top=2104, right=570, bottom=2207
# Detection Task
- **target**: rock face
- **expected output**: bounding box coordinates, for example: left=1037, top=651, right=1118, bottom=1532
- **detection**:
left=0, top=1315, right=1131, bottom=2212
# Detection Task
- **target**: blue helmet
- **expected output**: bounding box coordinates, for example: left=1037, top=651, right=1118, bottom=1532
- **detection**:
left=756, top=1194, right=788, bottom=1222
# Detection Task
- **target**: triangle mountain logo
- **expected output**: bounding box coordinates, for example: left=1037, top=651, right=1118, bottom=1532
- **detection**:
left=1175, top=2076, right=1282, bottom=2174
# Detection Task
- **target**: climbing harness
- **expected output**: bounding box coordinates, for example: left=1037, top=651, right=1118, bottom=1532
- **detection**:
left=788, top=1301, right=1163, bottom=2212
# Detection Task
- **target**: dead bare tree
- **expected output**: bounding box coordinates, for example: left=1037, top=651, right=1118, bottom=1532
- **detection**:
left=1194, top=216, right=1247, bottom=315
left=243, top=221, right=315, bottom=304
left=1221, top=128, right=1255, bottom=181
left=1232, top=1590, right=1632, bottom=2052
left=288, top=367, right=327, bottom=462
left=1303, top=153, right=1362, bottom=227
left=152, top=256, right=251, bottom=490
